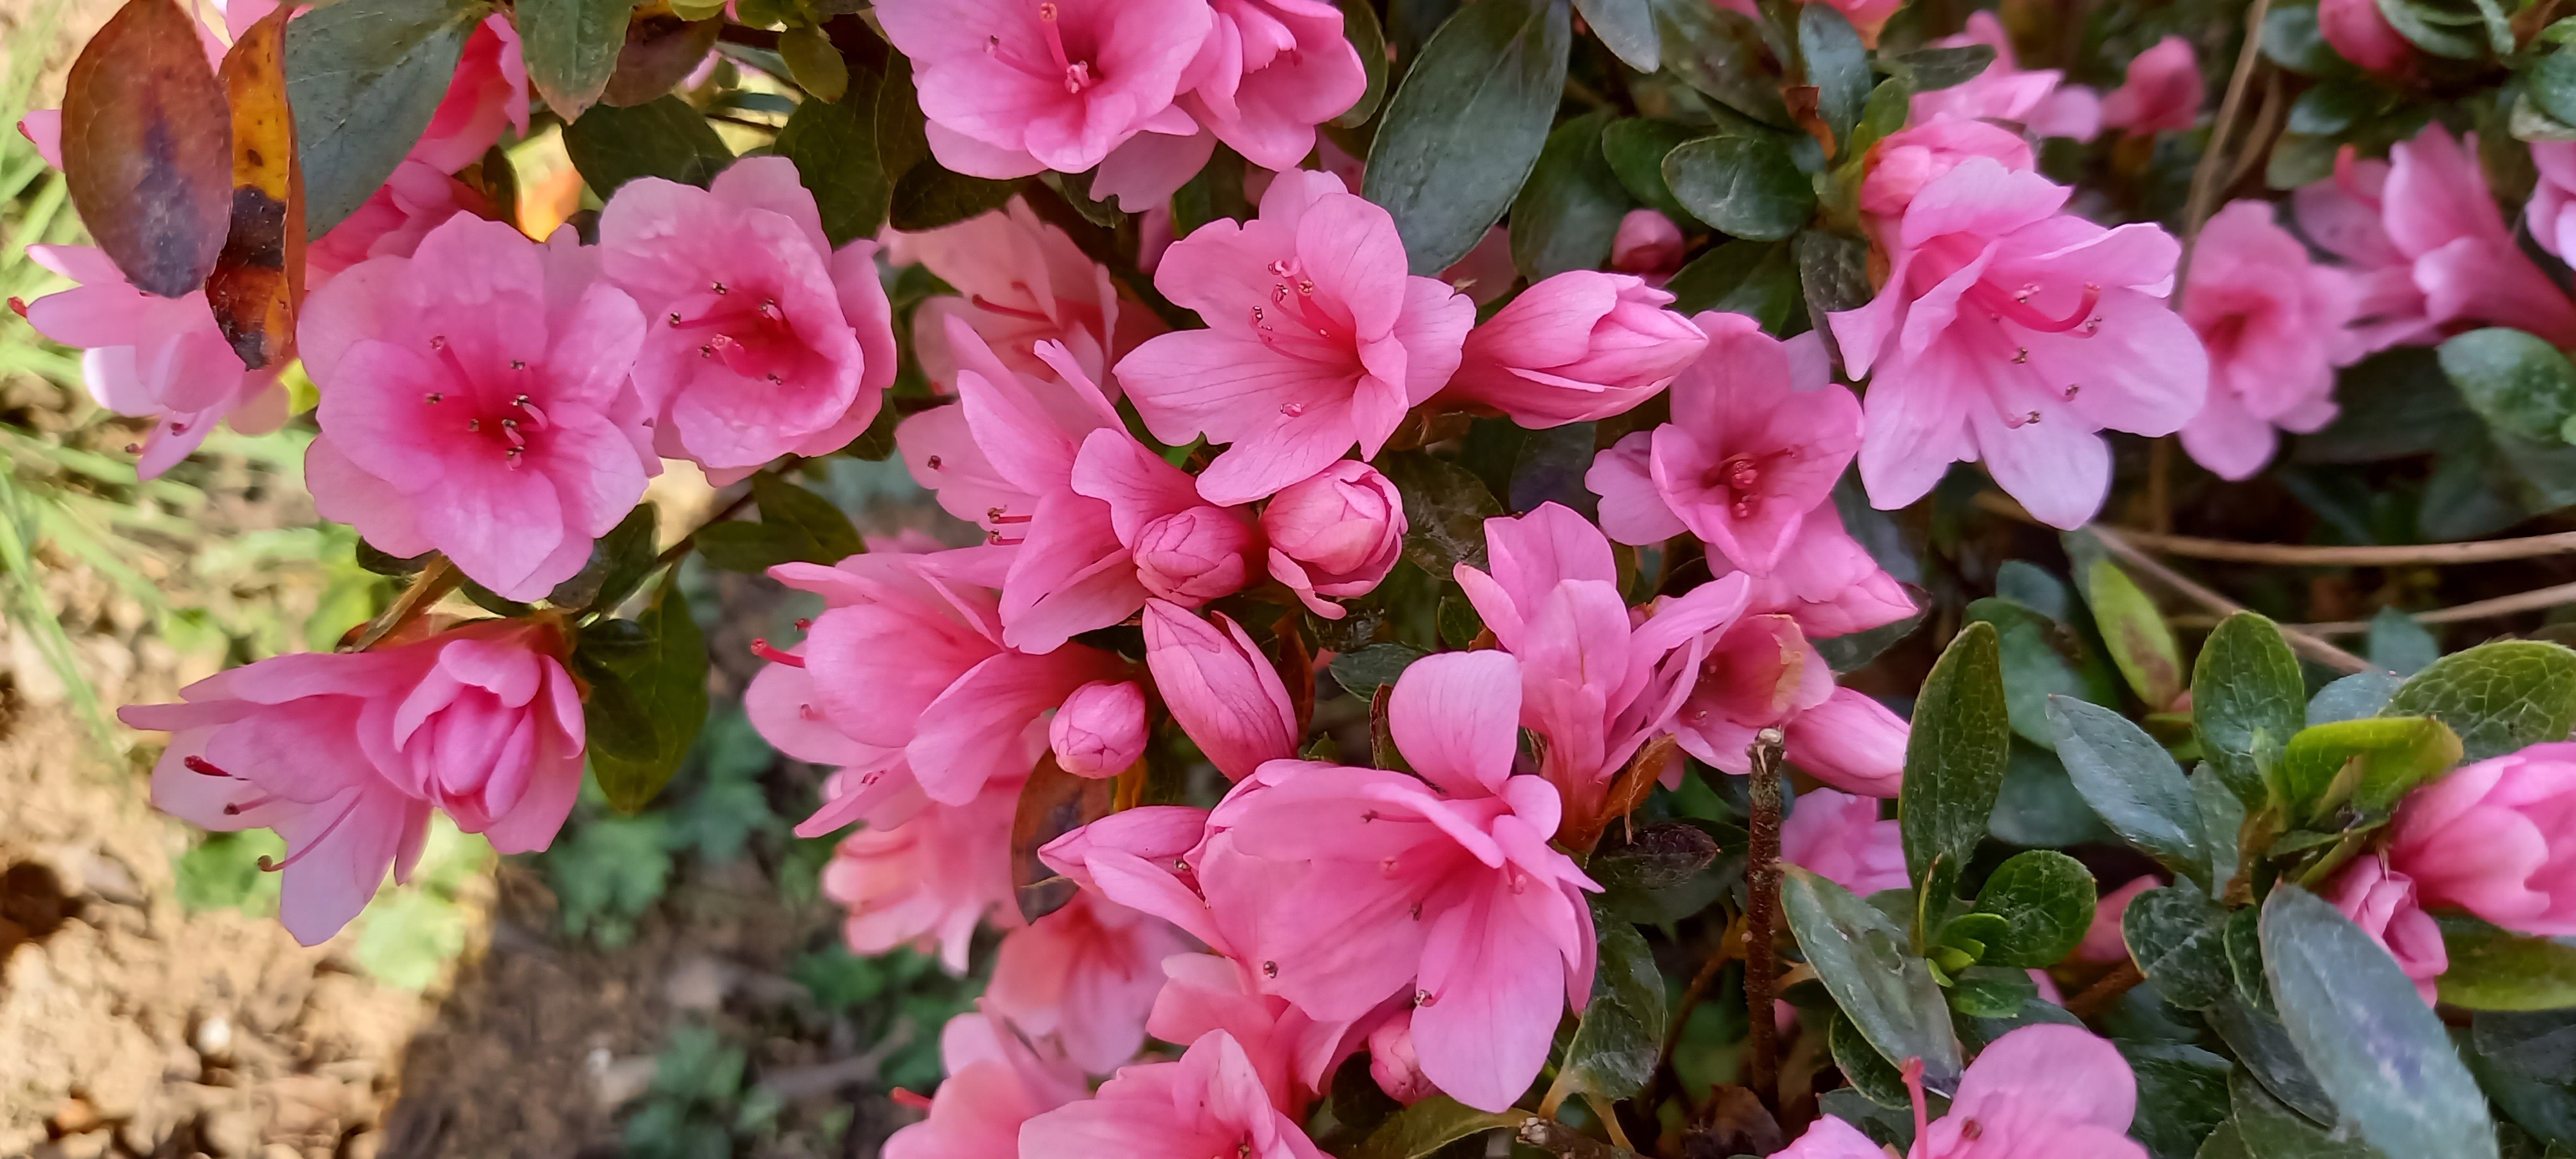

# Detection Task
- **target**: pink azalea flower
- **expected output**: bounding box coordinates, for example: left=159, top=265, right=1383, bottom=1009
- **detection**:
left=1078, top=429, right=1266, bottom=606
left=889, top=198, right=1162, bottom=392
left=1019, top=1029, right=1329, bottom=1158
left=2295, top=126, right=2576, bottom=352
left=1198, top=651, right=1602, bottom=1112
left=2318, top=0, right=2421, bottom=74
left=306, top=160, right=494, bottom=296
left=1827, top=158, right=2207, bottom=529
left=299, top=216, right=656, bottom=601
left=1675, top=612, right=1909, bottom=796
left=2324, top=858, right=2449, bottom=1006
left=1910, top=12, right=2103, bottom=142
left=990, top=891, right=1197, bottom=1072
left=598, top=156, right=898, bottom=478
left=2388, top=741, right=2576, bottom=938
left=410, top=15, right=530, bottom=174
left=1260, top=459, right=1405, bottom=618
left=876, top=0, right=1214, bottom=180
left=1859, top=119, right=2037, bottom=223
left=1116, top=170, right=1475, bottom=504
left=762, top=546, right=1127, bottom=806
left=1445, top=271, right=1710, bottom=427
left=18, top=245, right=288, bottom=479
left=884, top=1010, right=1090, bottom=1159
left=1148, top=952, right=1376, bottom=1115
left=1052, top=679, right=1150, bottom=777
left=1172, top=0, right=1368, bottom=173
left=1041, top=804, right=1234, bottom=950
left=1456, top=504, right=1752, bottom=825
left=1776, top=1023, right=2149, bottom=1158
left=2528, top=142, right=2576, bottom=261
left=2177, top=200, right=2362, bottom=480
left=1366, top=1015, right=1439, bottom=1105
left=1780, top=786, right=1908, bottom=895
left=746, top=655, right=929, bottom=840
left=822, top=775, right=1025, bottom=970
left=2075, top=874, right=2160, bottom=964
left=122, top=619, right=585, bottom=945
left=1611, top=209, right=1687, bottom=282
left=1141, top=600, right=1299, bottom=782
left=2098, top=36, right=2202, bottom=136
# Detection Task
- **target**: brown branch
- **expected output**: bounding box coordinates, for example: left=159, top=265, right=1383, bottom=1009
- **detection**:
left=2174, top=0, right=2278, bottom=305
left=346, top=557, right=460, bottom=652
left=2186, top=580, right=2576, bottom=636
left=2063, top=961, right=2145, bottom=1019
left=2113, top=527, right=2576, bottom=565
left=1743, top=728, right=1788, bottom=1106
left=1639, top=914, right=1744, bottom=1114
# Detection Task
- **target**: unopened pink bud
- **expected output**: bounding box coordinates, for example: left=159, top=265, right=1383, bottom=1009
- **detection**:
left=1132, top=505, right=1258, bottom=605
left=1609, top=209, right=1685, bottom=279
left=1051, top=680, right=1149, bottom=778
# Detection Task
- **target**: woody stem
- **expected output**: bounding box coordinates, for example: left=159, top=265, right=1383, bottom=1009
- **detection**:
left=346, top=556, right=460, bottom=653
left=1743, top=727, right=1788, bottom=1107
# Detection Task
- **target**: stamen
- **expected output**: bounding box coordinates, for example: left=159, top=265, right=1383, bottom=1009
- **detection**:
left=2003, top=410, right=2043, bottom=429
left=504, top=446, right=526, bottom=469
left=891, top=1088, right=934, bottom=1111
left=184, top=755, right=235, bottom=778
left=925, top=455, right=943, bottom=469
left=1279, top=402, right=1305, bottom=417
left=466, top=419, right=481, bottom=432
left=5, top=297, right=26, bottom=317
left=1902, top=1059, right=1931, bottom=1149
left=258, top=794, right=366, bottom=871
left=424, top=392, right=444, bottom=404
left=798, top=702, right=820, bottom=720
left=711, top=281, right=728, bottom=294
left=1977, top=281, right=2102, bottom=333
left=1035, top=3, right=1091, bottom=92
left=794, top=618, right=813, bottom=631
left=514, top=395, right=549, bottom=428
left=750, top=639, right=806, bottom=667
left=986, top=530, right=1026, bottom=546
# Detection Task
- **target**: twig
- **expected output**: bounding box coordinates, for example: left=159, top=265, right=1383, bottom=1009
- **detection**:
left=653, top=484, right=762, bottom=569
left=1640, top=914, right=1744, bottom=1114
left=2064, top=961, right=2145, bottom=1019
left=2174, top=0, right=2278, bottom=304
left=1743, top=728, right=1788, bottom=1106
left=2222, top=68, right=2289, bottom=194
left=346, top=557, right=460, bottom=652
left=2112, top=527, right=2576, bottom=565
left=2177, top=580, right=2576, bottom=635
left=2148, top=438, right=2175, bottom=534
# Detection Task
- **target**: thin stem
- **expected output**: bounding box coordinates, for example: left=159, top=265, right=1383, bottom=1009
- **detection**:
left=1640, top=913, right=1743, bottom=1114
left=2174, top=0, right=2277, bottom=306
left=1743, top=728, right=1788, bottom=1106
left=2064, top=961, right=2145, bottom=1019
left=346, top=557, right=460, bottom=653
left=2148, top=437, right=2175, bottom=535
left=2184, top=580, right=2576, bottom=636
left=2113, top=527, right=2576, bottom=565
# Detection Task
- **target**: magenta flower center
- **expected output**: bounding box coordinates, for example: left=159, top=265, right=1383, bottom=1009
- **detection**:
left=1246, top=258, right=1359, bottom=397
left=1710, top=453, right=1764, bottom=518
left=1034, top=4, right=1098, bottom=95
left=665, top=280, right=801, bottom=384
left=420, top=334, right=554, bottom=471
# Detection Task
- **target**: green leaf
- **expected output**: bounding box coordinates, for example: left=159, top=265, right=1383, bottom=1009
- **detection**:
left=2311, top=671, right=2406, bottom=725
left=1376, top=449, right=1504, bottom=575
left=1362, top=0, right=1571, bottom=273
left=1830, top=1012, right=1911, bottom=1107
left=1600, top=117, right=1695, bottom=218
left=517, top=0, right=632, bottom=119
left=564, top=95, right=733, bottom=195
left=1574, top=0, right=1660, bottom=70
left=1555, top=905, right=1668, bottom=1100
left=1949, top=965, right=2038, bottom=1017
left=2535, top=53, right=2576, bottom=130
left=2049, top=696, right=2211, bottom=889
left=2126, top=881, right=2235, bottom=1010
left=1510, top=110, right=1631, bottom=281
left=1663, top=134, right=1815, bottom=242
left=2441, top=328, right=2576, bottom=443
left=2123, top=1042, right=2236, bottom=1159
left=2262, top=885, right=2501, bottom=1159
left=1843, top=77, right=1913, bottom=162
left=1900, top=621, right=2013, bottom=920
left=1662, top=237, right=1799, bottom=328
left=2195, top=612, right=2307, bottom=807
left=2376, top=0, right=2510, bottom=59
left=1332, top=0, right=1390, bottom=127
left=2368, top=607, right=2441, bottom=677
left=694, top=475, right=865, bottom=572
left=1881, top=43, right=1996, bottom=91
left=1783, top=867, right=1963, bottom=1086
left=888, top=159, right=1021, bottom=231
left=587, top=576, right=711, bottom=813
left=1797, top=3, right=1870, bottom=148
left=777, top=26, right=849, bottom=102
left=2226, top=904, right=2273, bottom=1013
left=1330, top=642, right=1429, bottom=701
left=1969, top=598, right=2105, bottom=748
left=285, top=0, right=491, bottom=236
left=772, top=62, right=896, bottom=246
left=2275, top=715, right=2463, bottom=822
left=1969, top=849, right=2098, bottom=967
left=1353, top=1096, right=1522, bottom=1159
left=2438, top=914, right=2576, bottom=1011
left=1817, top=597, right=1929, bottom=674
left=2083, top=558, right=2186, bottom=709
left=1988, top=740, right=2110, bottom=847
left=1649, top=0, right=1789, bottom=124
left=1797, top=229, right=1873, bottom=327
left=2230, top=1068, right=2389, bottom=1159
left=2383, top=640, right=2576, bottom=762
left=2266, top=1, right=2354, bottom=76
left=547, top=502, right=661, bottom=612
left=1588, top=821, right=1721, bottom=894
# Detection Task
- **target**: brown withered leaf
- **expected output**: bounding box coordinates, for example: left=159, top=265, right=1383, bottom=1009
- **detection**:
left=602, top=17, right=723, bottom=107
left=60, top=0, right=234, bottom=297
left=1564, top=732, right=1681, bottom=853
left=204, top=3, right=303, bottom=369
left=1267, top=608, right=1314, bottom=739
left=1010, top=753, right=1113, bottom=923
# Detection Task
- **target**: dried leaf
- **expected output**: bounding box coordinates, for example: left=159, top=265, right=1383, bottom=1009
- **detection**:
left=206, top=4, right=303, bottom=369
left=61, top=0, right=234, bottom=297
left=1011, top=754, right=1113, bottom=923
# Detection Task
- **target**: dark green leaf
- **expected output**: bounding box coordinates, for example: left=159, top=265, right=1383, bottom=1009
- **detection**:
left=694, top=475, right=865, bottom=572
left=2226, top=904, right=2273, bottom=1014
left=1783, top=867, right=1963, bottom=1086
left=355, top=540, right=433, bottom=576
left=1557, top=905, right=1667, bottom=1100
left=1948, top=965, right=2038, bottom=1017
left=1987, top=740, right=2110, bottom=847
left=2231, top=1068, right=2387, bottom=1158
left=2441, top=328, right=2576, bottom=443
left=601, top=15, right=723, bottom=107
left=2083, top=557, right=2185, bottom=709
left=517, top=0, right=631, bottom=118
left=1510, top=110, right=1630, bottom=280
left=1376, top=450, right=1504, bottom=574
left=2367, top=608, right=2441, bottom=677
left=2266, top=2, right=2353, bottom=76
left=2535, top=53, right=2576, bottom=129
left=1331, top=642, right=1429, bottom=700
left=1574, top=0, right=1660, bottom=70
left=1437, top=594, right=1486, bottom=650
left=2050, top=696, right=2211, bottom=889
left=1649, top=0, right=1789, bottom=124
left=548, top=502, right=661, bottom=612
left=588, top=576, right=711, bottom=813
left=2438, top=914, right=2576, bottom=1011
left=2383, top=640, right=2576, bottom=762
left=889, top=159, right=1021, bottom=232
left=1332, top=0, right=1390, bottom=127
left=1664, top=134, right=1816, bottom=242
left=1882, top=44, right=1995, bottom=91
left=2311, top=671, right=2406, bottom=725
left=2376, top=0, right=2508, bottom=59
left=1362, top=0, right=1571, bottom=273
left=2474, top=1009, right=2576, bottom=1084
left=777, top=26, right=849, bottom=101
left=1353, top=1096, right=1521, bottom=1159
left=2122, top=1042, right=2235, bottom=1159
left=2262, top=885, right=2500, bottom=1159
left=285, top=0, right=489, bottom=236
left=1900, top=622, right=2012, bottom=919
left=564, top=95, right=733, bottom=195
left=574, top=616, right=652, bottom=668
left=1968, top=849, right=2097, bottom=967
left=1589, top=822, right=1721, bottom=892
left=1508, top=421, right=1599, bottom=518
left=772, top=62, right=895, bottom=246
left=1843, top=77, right=1912, bottom=162
left=1600, top=117, right=1695, bottom=218
left=2195, top=612, right=2307, bottom=807
left=1969, top=598, right=2102, bottom=748
left=1662, top=237, right=1800, bottom=329
left=2196, top=768, right=2246, bottom=891
left=1797, top=3, right=1870, bottom=147
left=1830, top=1012, right=1911, bottom=1107
left=1796, top=229, right=1873, bottom=338
left=2126, top=882, right=2234, bottom=1010
left=1816, top=596, right=1928, bottom=674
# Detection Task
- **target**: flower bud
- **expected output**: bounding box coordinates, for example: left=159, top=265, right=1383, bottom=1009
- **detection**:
left=2389, top=741, right=2576, bottom=937
left=1368, top=1017, right=1437, bottom=1106
left=2318, top=0, right=2420, bottom=75
left=1262, top=461, right=1405, bottom=617
left=1609, top=209, right=1685, bottom=281
left=1050, top=680, right=1150, bottom=778
left=1132, top=505, right=1259, bottom=606
left=1141, top=601, right=1298, bottom=782
left=1859, top=119, right=2036, bottom=220
left=1445, top=271, right=1709, bottom=427
left=2325, top=858, right=2448, bottom=1005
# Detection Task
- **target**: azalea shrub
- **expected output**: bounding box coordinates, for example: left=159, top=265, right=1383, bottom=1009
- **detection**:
left=26, top=0, right=2576, bottom=1154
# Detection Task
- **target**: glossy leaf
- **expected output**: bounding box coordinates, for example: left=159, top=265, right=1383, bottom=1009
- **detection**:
left=1353, top=1097, right=1522, bottom=1159
left=1362, top=0, right=1571, bottom=273
left=1797, top=3, right=1870, bottom=147
left=1010, top=754, right=1114, bottom=921
left=1600, top=117, right=1694, bottom=218
left=1574, top=0, right=1660, bottom=70
left=2366, top=608, right=2441, bottom=677
left=888, top=158, right=1021, bottom=231
left=548, top=502, right=661, bottom=612
left=1969, top=598, right=2106, bottom=748
left=2439, top=328, right=2576, bottom=444
left=2275, top=715, right=2462, bottom=823
left=2125, top=881, right=2233, bottom=1010
left=695, top=474, right=866, bottom=573
left=1968, top=849, right=2097, bottom=967
left=2437, top=914, right=2576, bottom=1011
left=1510, top=109, right=1630, bottom=280
left=285, top=0, right=488, bottom=236
left=2084, top=558, right=2185, bottom=709
left=1900, top=621, right=2012, bottom=918
left=1663, top=134, right=1815, bottom=242
left=2382, top=639, right=2576, bottom=762
left=2050, top=695, right=2211, bottom=888
left=1332, top=0, right=1390, bottom=127
left=772, top=61, right=896, bottom=246
left=1662, top=236, right=1799, bottom=328
left=2311, top=670, right=2405, bottom=725
left=1377, top=450, right=1503, bottom=574
left=2229, top=1068, right=2387, bottom=1158
left=1784, top=867, right=1963, bottom=1086
left=2121, top=1042, right=2235, bottom=1159
left=2262, top=885, right=2499, bottom=1159
left=1948, top=965, right=2038, bottom=1017
left=1881, top=43, right=1996, bottom=91
left=602, top=16, right=723, bottom=107
left=588, top=576, right=710, bottom=813
left=1830, top=1012, right=1910, bottom=1107
left=1649, top=0, right=1789, bottom=124
left=778, top=26, right=850, bottom=102
left=1556, top=905, right=1667, bottom=1100
left=62, top=0, right=234, bottom=297
left=206, top=5, right=303, bottom=370
left=2195, top=612, right=2306, bottom=807
left=1330, top=642, right=1429, bottom=701
left=564, top=94, right=733, bottom=194
left=518, top=0, right=632, bottom=118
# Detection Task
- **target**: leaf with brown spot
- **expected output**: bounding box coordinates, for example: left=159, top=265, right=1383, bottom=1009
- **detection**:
left=1564, top=732, right=1679, bottom=853
left=61, top=0, right=234, bottom=297
left=602, top=16, right=723, bottom=107
left=1267, top=608, right=1315, bottom=739
left=1010, top=753, right=1114, bottom=923
left=205, top=3, right=303, bottom=370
